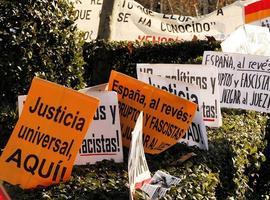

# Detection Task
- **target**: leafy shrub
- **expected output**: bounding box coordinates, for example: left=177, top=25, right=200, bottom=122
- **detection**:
left=83, top=40, right=220, bottom=86
left=0, top=0, right=85, bottom=148
left=4, top=111, right=268, bottom=199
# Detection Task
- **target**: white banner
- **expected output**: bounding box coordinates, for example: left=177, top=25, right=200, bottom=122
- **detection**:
left=137, top=64, right=222, bottom=127
left=110, top=0, right=244, bottom=42
left=203, top=51, right=270, bottom=113
left=69, top=0, right=103, bottom=41
left=137, top=73, right=208, bottom=150
left=128, top=112, right=151, bottom=200
left=18, top=88, right=124, bottom=165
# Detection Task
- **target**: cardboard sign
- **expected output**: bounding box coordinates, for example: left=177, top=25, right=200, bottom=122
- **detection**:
left=110, top=0, right=244, bottom=42
left=137, top=64, right=222, bottom=127
left=0, top=78, right=99, bottom=189
left=80, top=83, right=108, bottom=92
left=18, top=90, right=123, bottom=165
left=203, top=51, right=270, bottom=113
left=18, top=95, right=26, bottom=115
left=75, top=91, right=123, bottom=165
left=245, top=0, right=270, bottom=30
left=69, top=0, right=103, bottom=41
left=108, top=70, right=197, bottom=154
left=128, top=112, right=151, bottom=200
left=137, top=73, right=208, bottom=150
left=18, top=84, right=109, bottom=115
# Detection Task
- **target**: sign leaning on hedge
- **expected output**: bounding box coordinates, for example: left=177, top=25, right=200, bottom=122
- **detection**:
left=110, top=0, right=244, bottom=42
left=137, top=72, right=208, bottom=150
left=0, top=78, right=99, bottom=189
left=75, top=90, right=123, bottom=165
left=108, top=70, right=197, bottom=154
left=203, top=51, right=270, bottom=113
left=69, top=0, right=103, bottom=41
left=18, top=90, right=123, bottom=165
left=128, top=112, right=151, bottom=200
left=137, top=64, right=222, bottom=127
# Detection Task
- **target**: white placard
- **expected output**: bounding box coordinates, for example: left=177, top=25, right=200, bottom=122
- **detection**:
left=203, top=51, right=270, bottom=113
left=80, top=83, right=108, bottom=92
left=137, top=64, right=222, bottom=127
left=18, top=95, right=27, bottom=115
left=128, top=112, right=151, bottom=200
left=75, top=91, right=123, bottom=164
left=110, top=0, right=244, bottom=42
left=18, top=88, right=123, bottom=165
left=69, top=0, right=103, bottom=41
left=137, top=73, right=208, bottom=150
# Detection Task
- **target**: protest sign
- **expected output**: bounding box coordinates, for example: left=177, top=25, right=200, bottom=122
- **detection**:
left=108, top=70, right=197, bottom=154
left=18, top=95, right=26, bottom=115
left=80, top=83, right=108, bottom=92
left=0, top=77, right=99, bottom=189
left=137, top=64, right=222, bottom=127
left=221, top=24, right=270, bottom=56
left=137, top=72, right=208, bottom=150
left=0, top=184, right=10, bottom=200
left=75, top=91, right=123, bottom=165
left=110, top=0, right=244, bottom=42
left=203, top=51, right=270, bottom=113
left=245, top=0, right=270, bottom=30
left=128, top=112, right=151, bottom=200
left=69, top=0, right=103, bottom=41
left=141, top=170, right=180, bottom=200
left=18, top=90, right=123, bottom=165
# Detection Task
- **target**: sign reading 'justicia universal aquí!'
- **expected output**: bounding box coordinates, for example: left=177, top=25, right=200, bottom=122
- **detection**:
left=0, top=78, right=99, bottom=189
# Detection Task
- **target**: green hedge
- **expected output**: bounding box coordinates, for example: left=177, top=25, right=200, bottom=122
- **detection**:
left=0, top=0, right=85, bottom=148
left=4, top=111, right=269, bottom=199
left=83, top=40, right=220, bottom=86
